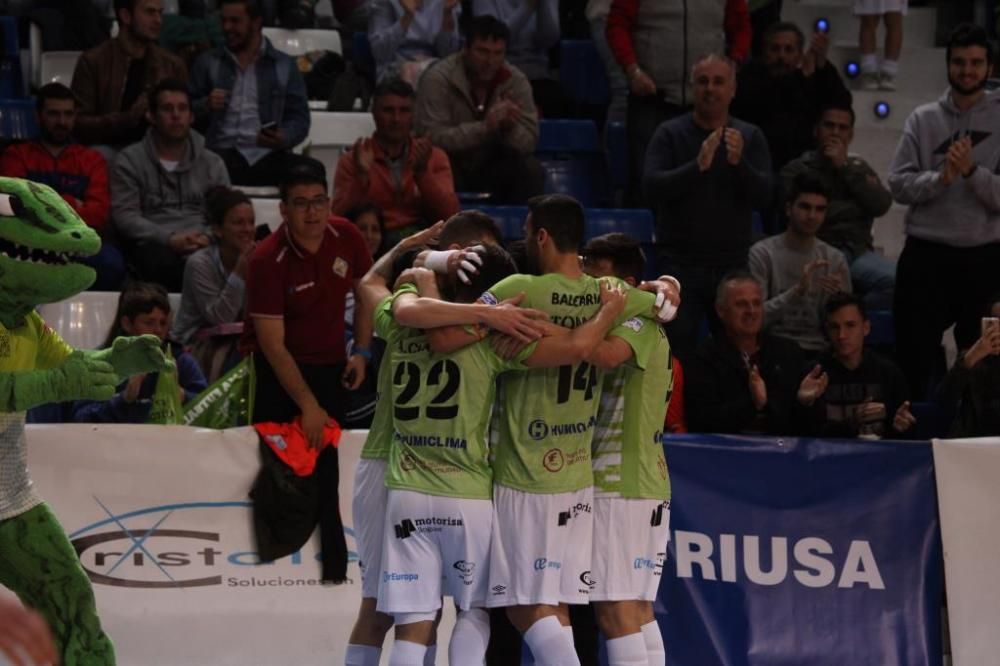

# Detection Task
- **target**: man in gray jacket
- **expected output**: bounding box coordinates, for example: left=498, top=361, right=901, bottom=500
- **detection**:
left=888, top=23, right=1000, bottom=397
left=414, top=15, right=543, bottom=204
left=111, top=79, right=231, bottom=291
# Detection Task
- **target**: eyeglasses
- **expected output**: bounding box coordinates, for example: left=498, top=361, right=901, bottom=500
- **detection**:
left=289, top=197, right=330, bottom=213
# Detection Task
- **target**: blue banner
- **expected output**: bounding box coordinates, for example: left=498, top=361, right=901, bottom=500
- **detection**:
left=657, top=435, right=943, bottom=666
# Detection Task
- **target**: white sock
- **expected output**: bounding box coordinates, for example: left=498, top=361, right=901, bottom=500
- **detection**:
left=449, top=608, right=490, bottom=665
left=523, top=616, right=581, bottom=666
left=423, top=644, right=437, bottom=665
left=860, top=53, right=878, bottom=73
left=389, top=640, right=427, bottom=666
left=345, top=644, right=382, bottom=666
left=606, top=633, right=648, bottom=666
left=881, top=59, right=899, bottom=76
left=641, top=620, right=666, bottom=666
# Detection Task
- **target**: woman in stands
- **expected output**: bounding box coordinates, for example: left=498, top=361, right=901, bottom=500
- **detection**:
left=71, top=282, right=208, bottom=423
left=171, top=186, right=256, bottom=381
left=347, top=202, right=388, bottom=260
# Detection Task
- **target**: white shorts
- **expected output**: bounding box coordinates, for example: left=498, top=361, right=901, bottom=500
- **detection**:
left=376, top=489, right=493, bottom=615
left=353, top=458, right=388, bottom=599
left=854, top=0, right=908, bottom=15
left=590, top=497, right=671, bottom=602
left=486, top=484, right=594, bottom=608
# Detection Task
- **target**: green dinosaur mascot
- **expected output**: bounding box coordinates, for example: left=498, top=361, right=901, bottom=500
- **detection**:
left=0, top=177, right=173, bottom=665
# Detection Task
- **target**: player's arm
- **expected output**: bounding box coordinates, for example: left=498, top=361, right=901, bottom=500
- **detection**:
left=357, top=222, right=445, bottom=312
left=523, top=282, right=627, bottom=367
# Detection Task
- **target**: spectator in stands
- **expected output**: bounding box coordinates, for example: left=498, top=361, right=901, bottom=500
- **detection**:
left=111, top=79, right=230, bottom=291
left=856, top=0, right=906, bottom=91
left=801, top=292, right=915, bottom=438
left=749, top=0, right=783, bottom=58
left=473, top=0, right=571, bottom=118
left=172, top=186, right=254, bottom=381
left=781, top=104, right=895, bottom=308
left=189, top=0, right=316, bottom=187
left=72, top=281, right=208, bottom=423
left=0, top=83, right=126, bottom=291
left=71, top=0, right=188, bottom=149
left=240, top=166, right=373, bottom=445
left=414, top=16, right=543, bottom=205
left=331, top=78, right=460, bottom=243
left=939, top=294, right=1000, bottom=437
left=368, top=0, right=462, bottom=84
left=346, top=203, right=387, bottom=260
left=643, top=53, right=772, bottom=360
left=888, top=23, right=1000, bottom=399
left=732, top=21, right=852, bottom=173
left=686, top=271, right=813, bottom=435
left=586, top=0, right=628, bottom=124
left=749, top=174, right=851, bottom=357
left=606, top=0, right=750, bottom=202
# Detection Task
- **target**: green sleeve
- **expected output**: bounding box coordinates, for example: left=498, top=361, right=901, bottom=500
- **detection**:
left=482, top=273, right=534, bottom=304
left=375, top=283, right=419, bottom=340
left=608, top=316, right=659, bottom=371
left=621, top=286, right=656, bottom=322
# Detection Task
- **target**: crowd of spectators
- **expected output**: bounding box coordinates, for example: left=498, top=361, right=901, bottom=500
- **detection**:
left=3, top=0, right=999, bottom=438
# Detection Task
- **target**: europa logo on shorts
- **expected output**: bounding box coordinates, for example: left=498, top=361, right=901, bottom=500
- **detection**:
left=69, top=499, right=355, bottom=589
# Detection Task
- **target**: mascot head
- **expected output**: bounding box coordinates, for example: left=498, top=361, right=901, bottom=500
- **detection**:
left=0, top=177, right=101, bottom=328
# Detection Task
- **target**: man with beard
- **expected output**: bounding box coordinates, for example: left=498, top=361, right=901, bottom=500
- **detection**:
left=642, top=53, right=772, bottom=360
left=0, top=83, right=126, bottom=290
left=731, top=21, right=851, bottom=172
left=888, top=22, right=1000, bottom=398
left=189, top=0, right=317, bottom=186
left=71, top=0, right=187, bottom=149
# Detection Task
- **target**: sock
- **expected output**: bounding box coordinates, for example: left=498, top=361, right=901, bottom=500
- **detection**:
left=389, top=640, right=427, bottom=666
left=523, top=616, right=581, bottom=666
left=860, top=53, right=878, bottom=73
left=606, top=633, right=648, bottom=666
left=449, top=608, right=490, bottom=665
left=423, top=644, right=437, bottom=665
left=345, top=644, right=381, bottom=666
left=641, top=620, right=666, bottom=666
left=881, top=59, right=899, bottom=76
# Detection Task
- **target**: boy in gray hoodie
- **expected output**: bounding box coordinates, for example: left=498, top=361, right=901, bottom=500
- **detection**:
left=111, top=79, right=231, bottom=291
left=887, top=23, right=1000, bottom=398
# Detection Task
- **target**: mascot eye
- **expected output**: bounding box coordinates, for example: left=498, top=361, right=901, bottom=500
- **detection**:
left=0, top=193, right=24, bottom=218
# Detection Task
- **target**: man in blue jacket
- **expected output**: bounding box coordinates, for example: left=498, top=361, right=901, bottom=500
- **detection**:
left=189, top=0, right=318, bottom=186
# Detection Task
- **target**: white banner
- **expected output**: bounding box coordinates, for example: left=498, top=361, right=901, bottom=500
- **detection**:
left=17, top=425, right=455, bottom=665
left=932, top=437, right=1000, bottom=666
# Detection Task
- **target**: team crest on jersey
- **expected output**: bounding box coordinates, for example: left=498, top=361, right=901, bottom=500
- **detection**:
left=400, top=452, right=417, bottom=471
left=543, top=448, right=565, bottom=473
left=480, top=292, right=498, bottom=306
left=333, top=257, right=349, bottom=278
left=622, top=317, right=643, bottom=332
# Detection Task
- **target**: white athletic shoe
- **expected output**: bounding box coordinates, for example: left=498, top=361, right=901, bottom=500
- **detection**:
left=879, top=73, right=897, bottom=91
left=861, top=72, right=879, bottom=91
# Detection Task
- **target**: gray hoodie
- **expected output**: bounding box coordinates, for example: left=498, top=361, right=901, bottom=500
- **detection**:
left=111, top=128, right=230, bottom=246
left=888, top=89, right=1000, bottom=247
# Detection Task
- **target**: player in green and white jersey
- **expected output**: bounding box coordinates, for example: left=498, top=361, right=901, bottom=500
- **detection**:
left=582, top=234, right=675, bottom=666
left=364, top=243, right=627, bottom=666
left=480, top=195, right=679, bottom=666
left=346, top=213, right=548, bottom=666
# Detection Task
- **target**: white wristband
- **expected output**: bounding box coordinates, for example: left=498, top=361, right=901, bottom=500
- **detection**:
left=423, top=249, right=459, bottom=275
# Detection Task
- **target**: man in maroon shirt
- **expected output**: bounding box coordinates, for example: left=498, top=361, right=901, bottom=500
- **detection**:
left=241, top=166, right=374, bottom=444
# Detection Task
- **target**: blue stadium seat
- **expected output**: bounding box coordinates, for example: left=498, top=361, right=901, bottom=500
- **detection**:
left=0, top=98, right=38, bottom=139
left=558, top=40, right=611, bottom=109
left=0, top=17, right=26, bottom=98
left=584, top=208, right=658, bottom=280
left=469, top=205, right=528, bottom=242
left=606, top=121, right=628, bottom=193
left=867, top=309, right=894, bottom=348
left=537, top=120, right=608, bottom=206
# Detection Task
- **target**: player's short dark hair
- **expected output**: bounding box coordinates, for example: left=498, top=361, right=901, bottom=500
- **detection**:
left=279, top=162, right=328, bottom=201
left=148, top=79, right=190, bottom=112
left=453, top=244, right=518, bottom=303
left=824, top=291, right=867, bottom=321
left=786, top=172, right=830, bottom=205
left=818, top=102, right=856, bottom=127
left=373, top=77, right=415, bottom=104
left=465, top=15, right=509, bottom=46
left=36, top=82, right=75, bottom=112
left=220, top=0, right=262, bottom=19
left=504, top=239, right=528, bottom=273
left=527, top=194, right=584, bottom=254
left=715, top=269, right=762, bottom=308
left=439, top=210, right=502, bottom=248
left=764, top=21, right=805, bottom=50
left=583, top=232, right=645, bottom=285
left=946, top=23, right=994, bottom=64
